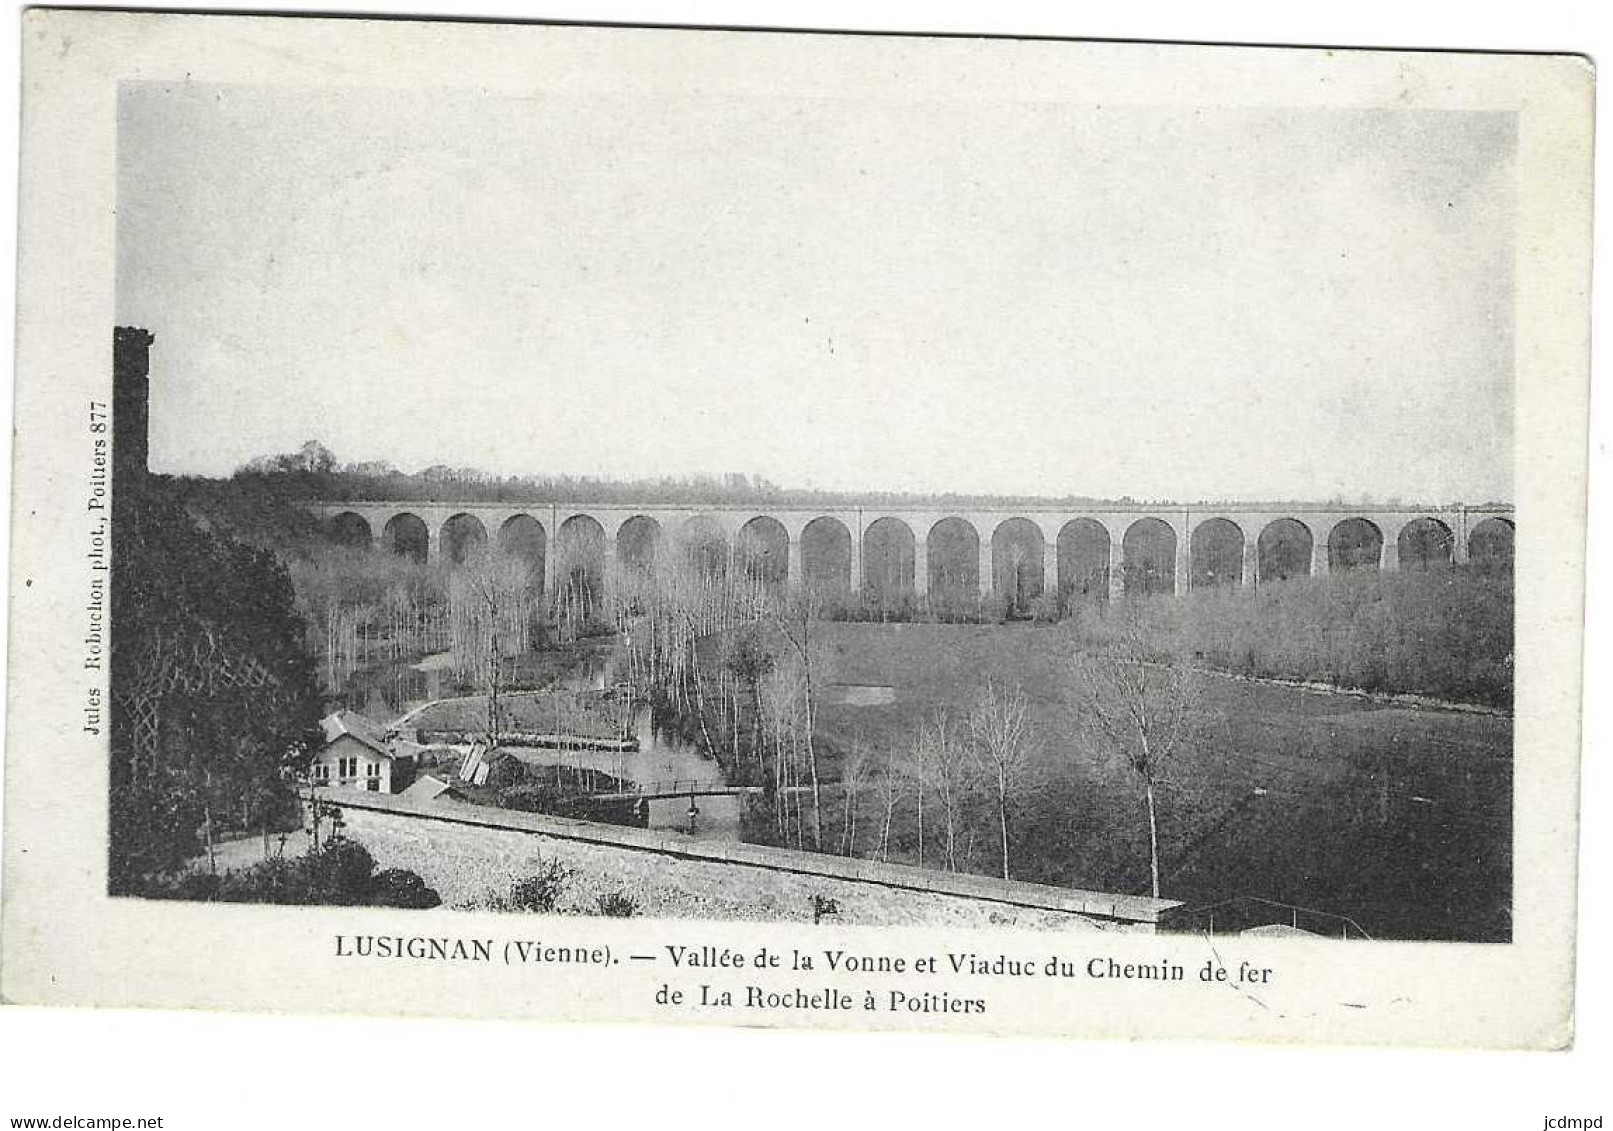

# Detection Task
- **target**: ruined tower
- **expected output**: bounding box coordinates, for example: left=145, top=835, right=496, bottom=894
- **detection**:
left=113, top=326, right=153, bottom=491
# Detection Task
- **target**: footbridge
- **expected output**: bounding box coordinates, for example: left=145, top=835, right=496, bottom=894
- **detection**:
left=302, top=498, right=1515, bottom=602
left=585, top=779, right=762, bottom=803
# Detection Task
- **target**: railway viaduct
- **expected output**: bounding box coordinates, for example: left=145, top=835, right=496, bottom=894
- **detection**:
left=301, top=499, right=1515, bottom=604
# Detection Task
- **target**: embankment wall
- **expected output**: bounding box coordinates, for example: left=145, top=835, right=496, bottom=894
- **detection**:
left=320, top=788, right=1173, bottom=932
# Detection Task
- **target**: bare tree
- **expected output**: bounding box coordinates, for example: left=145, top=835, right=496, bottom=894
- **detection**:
left=838, top=734, right=873, bottom=856
left=771, top=590, right=824, bottom=850
left=448, top=550, right=533, bottom=746
left=903, top=726, right=926, bottom=867
left=967, top=680, right=1032, bottom=880
left=872, top=741, right=907, bottom=861
left=920, top=711, right=973, bottom=872
left=759, top=657, right=808, bottom=844
left=722, top=625, right=775, bottom=786
left=1069, top=609, right=1197, bottom=899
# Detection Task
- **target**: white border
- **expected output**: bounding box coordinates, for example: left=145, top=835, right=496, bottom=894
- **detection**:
left=1, top=3, right=1604, bottom=1127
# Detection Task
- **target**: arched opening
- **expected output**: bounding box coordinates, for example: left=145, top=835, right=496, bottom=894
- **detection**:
left=1328, top=518, right=1383, bottom=573
left=1057, top=519, right=1111, bottom=607
left=926, top=518, right=980, bottom=599
left=441, top=513, right=488, bottom=566
left=737, top=516, right=789, bottom=588
left=555, top=514, right=606, bottom=606
left=1258, top=519, right=1312, bottom=583
left=1468, top=517, right=1515, bottom=574
left=862, top=517, right=915, bottom=603
left=328, top=511, right=373, bottom=551
left=801, top=517, right=852, bottom=595
left=1191, top=518, right=1244, bottom=589
left=616, top=515, right=662, bottom=573
left=1397, top=517, right=1454, bottom=572
left=383, top=513, right=429, bottom=564
left=498, top=515, right=547, bottom=592
left=992, top=518, right=1045, bottom=614
left=1123, top=518, right=1177, bottom=598
left=680, top=515, right=729, bottom=581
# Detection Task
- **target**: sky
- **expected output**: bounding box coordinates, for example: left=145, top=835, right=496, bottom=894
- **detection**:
left=116, top=83, right=1515, bottom=503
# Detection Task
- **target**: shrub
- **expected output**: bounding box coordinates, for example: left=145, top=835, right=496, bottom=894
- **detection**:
left=307, top=837, right=378, bottom=905
left=595, top=890, right=638, bottom=918
left=484, top=756, right=527, bottom=790
left=148, top=837, right=439, bottom=909
left=980, top=591, right=1010, bottom=624
left=1028, top=592, right=1062, bottom=624
left=162, top=870, right=223, bottom=902
left=498, top=783, right=561, bottom=813
left=487, top=858, right=576, bottom=913
left=924, top=589, right=983, bottom=624
left=107, top=772, right=206, bottom=895
left=370, top=868, right=442, bottom=909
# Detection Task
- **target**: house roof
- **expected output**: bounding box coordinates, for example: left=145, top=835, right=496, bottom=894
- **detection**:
left=319, top=710, right=394, bottom=759
left=399, top=774, right=453, bottom=802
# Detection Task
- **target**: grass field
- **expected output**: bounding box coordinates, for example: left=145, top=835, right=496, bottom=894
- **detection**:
left=807, top=622, right=1511, bottom=942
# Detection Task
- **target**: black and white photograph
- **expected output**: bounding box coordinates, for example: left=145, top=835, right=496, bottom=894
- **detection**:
left=107, top=80, right=1520, bottom=942
left=1, top=8, right=1594, bottom=1064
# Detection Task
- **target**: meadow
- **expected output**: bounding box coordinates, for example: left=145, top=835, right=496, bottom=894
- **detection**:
left=807, top=622, right=1511, bottom=941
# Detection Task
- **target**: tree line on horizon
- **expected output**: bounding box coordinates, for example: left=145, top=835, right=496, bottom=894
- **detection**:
left=225, top=439, right=1503, bottom=511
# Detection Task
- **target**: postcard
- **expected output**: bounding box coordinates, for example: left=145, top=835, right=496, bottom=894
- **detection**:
left=2, top=9, right=1593, bottom=1047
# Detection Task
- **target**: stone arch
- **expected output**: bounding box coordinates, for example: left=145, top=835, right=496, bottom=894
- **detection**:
left=383, top=513, right=429, bottom=564
left=556, top=514, right=607, bottom=604
left=926, top=517, right=980, bottom=599
left=1328, top=517, right=1383, bottom=573
left=680, top=515, right=729, bottom=581
left=992, top=518, right=1045, bottom=612
left=1397, top=517, right=1454, bottom=572
left=737, top=516, right=789, bottom=587
left=328, top=511, right=373, bottom=550
left=1123, top=518, right=1176, bottom=598
left=1258, top=519, right=1312, bottom=583
left=801, top=517, right=852, bottom=594
left=1057, top=518, right=1110, bottom=605
left=1191, top=518, right=1244, bottom=589
left=1468, top=517, right=1515, bottom=573
left=440, top=513, right=488, bottom=566
left=498, top=515, right=547, bottom=591
left=616, top=515, right=662, bottom=573
left=863, top=517, right=915, bottom=601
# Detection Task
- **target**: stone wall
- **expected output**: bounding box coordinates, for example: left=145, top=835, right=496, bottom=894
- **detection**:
left=323, top=788, right=1173, bottom=932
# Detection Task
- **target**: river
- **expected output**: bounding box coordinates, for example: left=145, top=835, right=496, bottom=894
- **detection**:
left=336, top=636, right=741, bottom=841
left=506, top=705, right=743, bottom=841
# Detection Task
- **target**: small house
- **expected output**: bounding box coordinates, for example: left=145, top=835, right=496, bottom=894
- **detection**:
left=313, top=710, right=412, bottom=793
